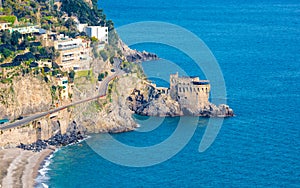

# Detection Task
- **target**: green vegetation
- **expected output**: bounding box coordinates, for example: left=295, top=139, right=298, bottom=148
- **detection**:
left=68, top=70, right=75, bottom=83
left=121, top=61, right=146, bottom=79
left=0, top=30, right=58, bottom=64
left=0, top=15, right=17, bottom=25
left=100, top=50, right=108, bottom=61
left=98, top=73, right=105, bottom=81
left=2, top=0, right=40, bottom=24
left=75, top=70, right=96, bottom=83
left=60, top=0, right=114, bottom=30
left=75, top=70, right=90, bottom=78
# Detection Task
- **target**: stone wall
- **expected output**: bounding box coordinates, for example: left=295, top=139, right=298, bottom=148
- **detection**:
left=0, top=125, right=38, bottom=148
left=170, top=73, right=210, bottom=110
left=0, top=109, right=70, bottom=148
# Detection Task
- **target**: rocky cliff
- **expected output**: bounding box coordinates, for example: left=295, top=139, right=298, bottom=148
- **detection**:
left=127, top=85, right=234, bottom=117
left=0, top=76, right=52, bottom=120
left=118, top=40, right=159, bottom=63
left=72, top=74, right=144, bottom=133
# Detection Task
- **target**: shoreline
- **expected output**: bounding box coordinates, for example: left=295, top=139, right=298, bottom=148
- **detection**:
left=0, top=148, right=54, bottom=188
left=33, top=149, right=55, bottom=187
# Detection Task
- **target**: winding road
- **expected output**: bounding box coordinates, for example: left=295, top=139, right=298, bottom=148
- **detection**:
left=0, top=59, right=124, bottom=131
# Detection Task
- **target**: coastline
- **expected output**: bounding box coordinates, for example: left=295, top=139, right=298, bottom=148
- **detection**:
left=0, top=148, right=54, bottom=188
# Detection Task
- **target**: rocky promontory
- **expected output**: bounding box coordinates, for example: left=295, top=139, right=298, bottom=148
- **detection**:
left=127, top=85, right=234, bottom=117
left=119, top=40, right=159, bottom=63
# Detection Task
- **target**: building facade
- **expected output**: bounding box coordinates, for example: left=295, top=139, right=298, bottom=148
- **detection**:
left=57, top=76, right=69, bottom=100
left=170, top=73, right=210, bottom=109
left=0, top=22, right=11, bottom=31
left=54, top=37, right=90, bottom=71
left=85, top=26, right=108, bottom=44
left=77, top=23, right=88, bottom=33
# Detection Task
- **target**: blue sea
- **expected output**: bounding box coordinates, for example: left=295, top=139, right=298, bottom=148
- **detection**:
left=38, top=0, right=300, bottom=187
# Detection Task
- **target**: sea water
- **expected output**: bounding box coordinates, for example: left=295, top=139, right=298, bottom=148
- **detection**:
left=41, top=0, right=300, bottom=187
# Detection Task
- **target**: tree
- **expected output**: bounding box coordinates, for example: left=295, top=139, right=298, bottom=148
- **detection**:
left=91, top=36, right=98, bottom=42
left=98, top=73, right=105, bottom=81
left=1, top=30, right=11, bottom=44
left=44, top=76, right=49, bottom=83
left=100, top=50, right=108, bottom=61
left=64, top=18, right=76, bottom=30
left=106, top=20, right=114, bottom=31
left=79, top=32, right=87, bottom=36
left=52, top=70, right=59, bottom=76
left=21, top=37, right=30, bottom=48
left=2, top=48, right=12, bottom=58
left=69, top=70, right=75, bottom=82
left=30, top=46, right=38, bottom=54
left=11, top=31, right=21, bottom=46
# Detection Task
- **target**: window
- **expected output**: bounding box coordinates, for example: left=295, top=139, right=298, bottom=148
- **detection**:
left=179, top=87, right=182, bottom=92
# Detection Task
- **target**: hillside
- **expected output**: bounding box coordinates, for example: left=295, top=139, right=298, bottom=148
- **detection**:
left=1, top=0, right=113, bottom=31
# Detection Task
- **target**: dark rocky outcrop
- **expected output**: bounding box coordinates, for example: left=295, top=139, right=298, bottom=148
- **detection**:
left=17, top=121, right=87, bottom=152
left=126, top=50, right=159, bottom=63
left=118, top=40, right=159, bottom=63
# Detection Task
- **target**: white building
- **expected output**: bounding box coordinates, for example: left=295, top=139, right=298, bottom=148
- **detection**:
left=57, top=77, right=69, bottom=100
left=77, top=23, right=88, bottom=33
left=10, top=25, right=39, bottom=34
left=0, top=22, right=11, bottom=31
left=37, top=60, right=52, bottom=68
left=85, top=26, right=108, bottom=44
left=54, top=37, right=91, bottom=70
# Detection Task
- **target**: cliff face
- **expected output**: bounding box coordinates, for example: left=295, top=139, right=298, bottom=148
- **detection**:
left=73, top=75, right=144, bottom=133
left=96, top=75, right=141, bottom=132
left=127, top=86, right=182, bottom=117
left=0, top=76, right=52, bottom=119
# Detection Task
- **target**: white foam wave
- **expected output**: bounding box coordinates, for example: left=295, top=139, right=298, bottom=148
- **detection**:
left=34, top=136, right=91, bottom=187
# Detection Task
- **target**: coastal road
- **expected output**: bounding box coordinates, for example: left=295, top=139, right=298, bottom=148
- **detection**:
left=0, top=69, right=125, bottom=131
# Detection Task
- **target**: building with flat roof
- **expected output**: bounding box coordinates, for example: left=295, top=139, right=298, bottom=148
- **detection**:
left=85, top=26, right=108, bottom=44
left=54, top=37, right=91, bottom=71
left=170, top=73, right=210, bottom=109
left=10, top=25, right=39, bottom=34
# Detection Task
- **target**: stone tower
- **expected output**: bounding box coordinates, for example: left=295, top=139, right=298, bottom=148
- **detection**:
left=170, top=73, right=211, bottom=110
